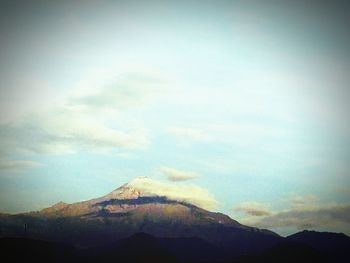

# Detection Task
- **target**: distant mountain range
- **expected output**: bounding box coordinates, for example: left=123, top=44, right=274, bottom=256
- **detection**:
left=0, top=178, right=349, bottom=262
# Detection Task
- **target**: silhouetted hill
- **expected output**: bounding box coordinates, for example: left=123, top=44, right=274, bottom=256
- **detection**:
left=159, top=236, right=224, bottom=262
left=87, top=233, right=177, bottom=263
left=1, top=232, right=349, bottom=263
left=287, top=230, right=350, bottom=263
left=231, top=241, right=327, bottom=263
left=0, top=237, right=76, bottom=263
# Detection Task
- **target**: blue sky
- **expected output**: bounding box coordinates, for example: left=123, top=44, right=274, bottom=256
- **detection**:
left=0, top=0, right=349, bottom=236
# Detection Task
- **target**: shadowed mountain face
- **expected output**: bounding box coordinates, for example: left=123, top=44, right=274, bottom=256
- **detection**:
left=0, top=179, right=349, bottom=263
left=0, top=237, right=76, bottom=263
left=287, top=230, right=350, bottom=263
left=1, top=233, right=349, bottom=263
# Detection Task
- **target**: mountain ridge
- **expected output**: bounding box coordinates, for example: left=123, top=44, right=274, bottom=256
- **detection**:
left=0, top=178, right=349, bottom=262
left=0, top=177, right=280, bottom=250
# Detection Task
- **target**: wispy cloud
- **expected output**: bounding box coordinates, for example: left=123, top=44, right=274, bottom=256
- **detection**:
left=287, top=194, right=319, bottom=210
left=128, top=177, right=219, bottom=210
left=159, top=166, right=199, bottom=182
left=249, top=203, right=350, bottom=231
left=236, top=195, right=350, bottom=234
left=0, top=111, right=150, bottom=155
left=69, top=71, right=165, bottom=111
left=235, top=201, right=272, bottom=216
left=0, top=159, right=43, bottom=172
left=0, top=71, right=165, bottom=155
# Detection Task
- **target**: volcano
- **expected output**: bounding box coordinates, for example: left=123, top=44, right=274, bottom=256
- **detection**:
left=0, top=177, right=349, bottom=262
left=0, top=178, right=278, bottom=249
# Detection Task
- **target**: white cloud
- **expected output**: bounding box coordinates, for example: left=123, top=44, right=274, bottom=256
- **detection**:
left=128, top=177, right=219, bottom=210
left=0, top=70, right=166, bottom=155
left=0, top=110, right=150, bottom=155
left=159, top=166, right=199, bottom=182
left=0, top=159, right=43, bottom=172
left=235, top=201, right=271, bottom=216
left=69, top=70, right=166, bottom=111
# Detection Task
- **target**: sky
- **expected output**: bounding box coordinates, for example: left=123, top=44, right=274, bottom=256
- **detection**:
left=0, top=0, right=350, bottom=236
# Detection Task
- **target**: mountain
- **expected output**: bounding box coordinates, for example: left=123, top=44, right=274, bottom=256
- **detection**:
left=0, top=177, right=279, bottom=253
left=0, top=177, right=349, bottom=262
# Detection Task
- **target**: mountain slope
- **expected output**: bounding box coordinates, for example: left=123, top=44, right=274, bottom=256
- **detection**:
left=39, top=177, right=240, bottom=226
left=1, top=177, right=279, bottom=253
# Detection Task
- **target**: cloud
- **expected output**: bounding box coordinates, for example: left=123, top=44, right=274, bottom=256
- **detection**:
left=235, top=201, right=272, bottom=216
left=159, top=166, right=199, bottom=182
left=237, top=195, right=350, bottom=235
left=0, top=110, right=150, bottom=155
left=287, top=194, right=319, bottom=210
left=69, top=70, right=166, bottom=111
left=0, top=159, right=43, bottom=172
left=0, top=70, right=165, bottom=155
left=128, top=177, right=219, bottom=210
left=249, top=203, right=350, bottom=230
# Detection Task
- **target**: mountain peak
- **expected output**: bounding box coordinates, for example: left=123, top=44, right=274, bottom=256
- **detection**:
left=103, top=185, right=142, bottom=200
left=98, top=176, right=219, bottom=211
left=102, top=176, right=154, bottom=201
left=53, top=201, right=67, bottom=207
